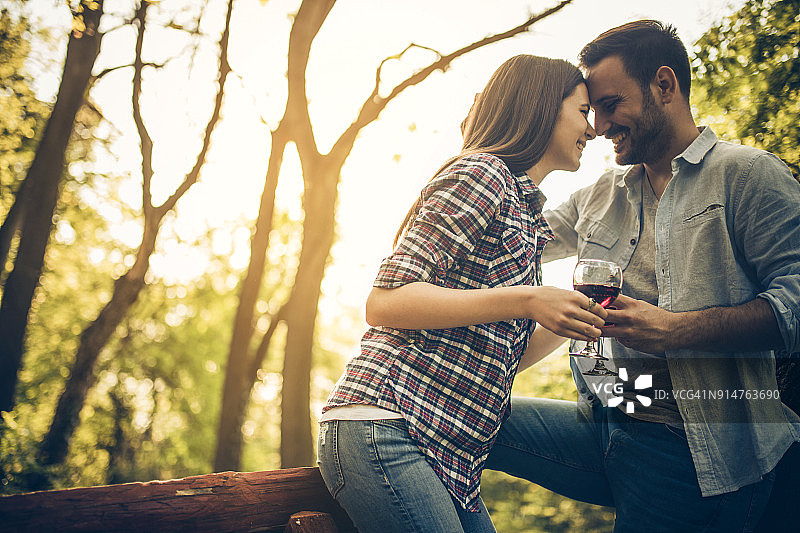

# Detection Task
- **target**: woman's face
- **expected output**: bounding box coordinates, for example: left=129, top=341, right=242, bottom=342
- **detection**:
left=543, top=83, right=596, bottom=173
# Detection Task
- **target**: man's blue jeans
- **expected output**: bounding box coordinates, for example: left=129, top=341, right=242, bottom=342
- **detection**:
left=317, top=418, right=496, bottom=533
left=485, top=397, right=776, bottom=532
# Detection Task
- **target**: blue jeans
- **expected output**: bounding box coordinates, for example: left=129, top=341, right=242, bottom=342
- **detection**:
left=317, top=418, right=496, bottom=533
left=485, top=397, right=776, bottom=532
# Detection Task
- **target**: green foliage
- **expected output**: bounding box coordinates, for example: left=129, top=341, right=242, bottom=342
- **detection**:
left=0, top=9, right=50, bottom=213
left=1, top=205, right=244, bottom=491
left=480, top=346, right=614, bottom=532
left=692, top=0, right=800, bottom=177
left=1, top=189, right=308, bottom=492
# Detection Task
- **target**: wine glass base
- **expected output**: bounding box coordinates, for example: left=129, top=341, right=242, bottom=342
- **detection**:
left=569, top=352, right=610, bottom=360
left=582, top=368, right=618, bottom=376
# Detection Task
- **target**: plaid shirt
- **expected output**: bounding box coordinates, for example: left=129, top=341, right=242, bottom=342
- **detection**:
left=324, top=153, right=553, bottom=511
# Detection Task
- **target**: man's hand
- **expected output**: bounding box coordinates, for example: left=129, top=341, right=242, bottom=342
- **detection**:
left=601, top=294, right=783, bottom=354
left=601, top=294, right=676, bottom=354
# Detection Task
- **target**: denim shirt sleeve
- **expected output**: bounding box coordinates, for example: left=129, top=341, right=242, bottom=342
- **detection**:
left=733, top=153, right=800, bottom=353
left=542, top=196, right=579, bottom=262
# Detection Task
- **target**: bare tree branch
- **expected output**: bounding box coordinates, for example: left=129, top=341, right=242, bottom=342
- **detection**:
left=373, top=43, right=444, bottom=96
left=92, top=61, right=165, bottom=84
left=284, top=0, right=337, bottom=161
left=249, top=305, right=287, bottom=381
left=38, top=0, right=236, bottom=466
left=328, top=0, right=573, bottom=165
left=131, top=1, right=154, bottom=216
left=156, top=0, right=233, bottom=216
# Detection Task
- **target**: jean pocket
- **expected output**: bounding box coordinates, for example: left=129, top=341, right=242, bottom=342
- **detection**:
left=372, top=418, right=406, bottom=431
left=317, top=422, right=345, bottom=498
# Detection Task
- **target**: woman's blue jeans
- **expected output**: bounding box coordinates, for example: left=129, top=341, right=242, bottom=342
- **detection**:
left=317, top=418, right=496, bottom=533
left=485, top=397, right=776, bottom=532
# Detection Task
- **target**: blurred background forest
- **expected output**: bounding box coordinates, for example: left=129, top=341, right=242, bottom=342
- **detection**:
left=1, top=0, right=797, bottom=531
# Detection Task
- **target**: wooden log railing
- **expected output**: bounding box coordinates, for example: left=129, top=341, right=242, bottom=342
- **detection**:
left=0, top=467, right=357, bottom=532
left=3, top=447, right=797, bottom=532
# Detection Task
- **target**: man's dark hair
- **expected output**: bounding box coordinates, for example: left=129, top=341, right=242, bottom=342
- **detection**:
left=579, top=20, right=691, bottom=102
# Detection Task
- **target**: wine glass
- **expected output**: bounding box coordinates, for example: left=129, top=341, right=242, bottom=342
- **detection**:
left=569, top=259, right=622, bottom=376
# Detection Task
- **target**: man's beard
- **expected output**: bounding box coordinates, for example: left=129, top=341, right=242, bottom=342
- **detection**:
left=616, top=91, right=674, bottom=166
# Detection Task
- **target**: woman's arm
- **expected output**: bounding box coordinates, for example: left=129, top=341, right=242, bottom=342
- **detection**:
left=366, top=281, right=606, bottom=342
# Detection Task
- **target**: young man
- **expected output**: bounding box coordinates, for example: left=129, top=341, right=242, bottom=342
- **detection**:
left=486, top=20, right=800, bottom=532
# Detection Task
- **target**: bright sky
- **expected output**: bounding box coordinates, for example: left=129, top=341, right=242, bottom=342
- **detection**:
left=25, top=0, right=744, bottom=344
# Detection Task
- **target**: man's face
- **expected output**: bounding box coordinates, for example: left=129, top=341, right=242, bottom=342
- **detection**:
left=585, top=56, right=673, bottom=166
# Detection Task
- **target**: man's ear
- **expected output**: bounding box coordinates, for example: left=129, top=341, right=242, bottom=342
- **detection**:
left=653, top=66, right=679, bottom=104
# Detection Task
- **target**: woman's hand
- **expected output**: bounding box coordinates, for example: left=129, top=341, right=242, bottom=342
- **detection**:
left=525, top=286, right=606, bottom=341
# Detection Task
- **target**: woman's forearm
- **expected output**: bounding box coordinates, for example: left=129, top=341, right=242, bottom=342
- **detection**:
left=365, top=281, right=606, bottom=341
left=366, top=282, right=534, bottom=330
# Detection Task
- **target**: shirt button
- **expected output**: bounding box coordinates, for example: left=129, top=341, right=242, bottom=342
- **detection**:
left=579, top=387, right=587, bottom=393
left=587, top=395, right=595, bottom=401
left=630, top=238, right=636, bottom=246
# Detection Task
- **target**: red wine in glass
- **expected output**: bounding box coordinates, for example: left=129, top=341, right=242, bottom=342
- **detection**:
left=569, top=259, right=623, bottom=376
left=574, top=284, right=620, bottom=307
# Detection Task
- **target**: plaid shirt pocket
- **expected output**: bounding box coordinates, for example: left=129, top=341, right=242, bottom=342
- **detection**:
left=488, top=225, right=534, bottom=287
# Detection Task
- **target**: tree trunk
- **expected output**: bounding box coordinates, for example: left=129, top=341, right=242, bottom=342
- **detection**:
left=0, top=178, right=26, bottom=279
left=214, top=130, right=288, bottom=472
left=213, top=0, right=573, bottom=469
left=39, top=236, right=156, bottom=465
left=281, top=163, right=338, bottom=468
left=0, top=0, right=104, bottom=412
left=106, top=384, right=135, bottom=485
left=39, top=0, right=233, bottom=467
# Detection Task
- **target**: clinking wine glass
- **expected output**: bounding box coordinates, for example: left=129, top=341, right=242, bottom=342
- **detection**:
left=569, top=259, right=622, bottom=376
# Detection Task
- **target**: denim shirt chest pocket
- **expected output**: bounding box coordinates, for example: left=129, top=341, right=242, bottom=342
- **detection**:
left=574, top=217, right=620, bottom=262
left=672, top=197, right=747, bottom=308
left=680, top=200, right=726, bottom=227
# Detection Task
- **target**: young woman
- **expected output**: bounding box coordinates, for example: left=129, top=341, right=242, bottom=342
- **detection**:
left=318, top=55, right=603, bottom=533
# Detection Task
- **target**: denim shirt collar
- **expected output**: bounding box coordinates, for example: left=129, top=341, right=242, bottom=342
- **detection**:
left=678, top=125, right=718, bottom=164
left=615, top=126, right=720, bottom=193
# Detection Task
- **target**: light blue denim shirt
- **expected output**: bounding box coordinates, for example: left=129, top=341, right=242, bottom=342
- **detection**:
left=543, top=127, right=800, bottom=497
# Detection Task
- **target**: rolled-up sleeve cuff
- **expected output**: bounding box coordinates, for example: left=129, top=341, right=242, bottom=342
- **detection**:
left=759, top=292, right=799, bottom=353
left=374, top=253, right=436, bottom=288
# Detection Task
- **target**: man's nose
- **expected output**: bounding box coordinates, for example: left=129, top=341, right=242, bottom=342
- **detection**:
left=592, top=111, right=610, bottom=137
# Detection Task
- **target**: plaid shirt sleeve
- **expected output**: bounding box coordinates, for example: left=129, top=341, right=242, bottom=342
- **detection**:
left=375, top=156, right=507, bottom=288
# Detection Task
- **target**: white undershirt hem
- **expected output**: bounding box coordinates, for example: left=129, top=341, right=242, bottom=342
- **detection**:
left=319, top=405, right=403, bottom=422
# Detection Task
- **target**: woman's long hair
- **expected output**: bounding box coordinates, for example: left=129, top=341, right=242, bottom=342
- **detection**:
left=394, top=55, right=584, bottom=246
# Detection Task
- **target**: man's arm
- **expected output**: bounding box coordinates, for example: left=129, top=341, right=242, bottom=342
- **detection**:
left=518, top=326, right=566, bottom=371
left=542, top=199, right=580, bottom=263
left=603, top=295, right=783, bottom=354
